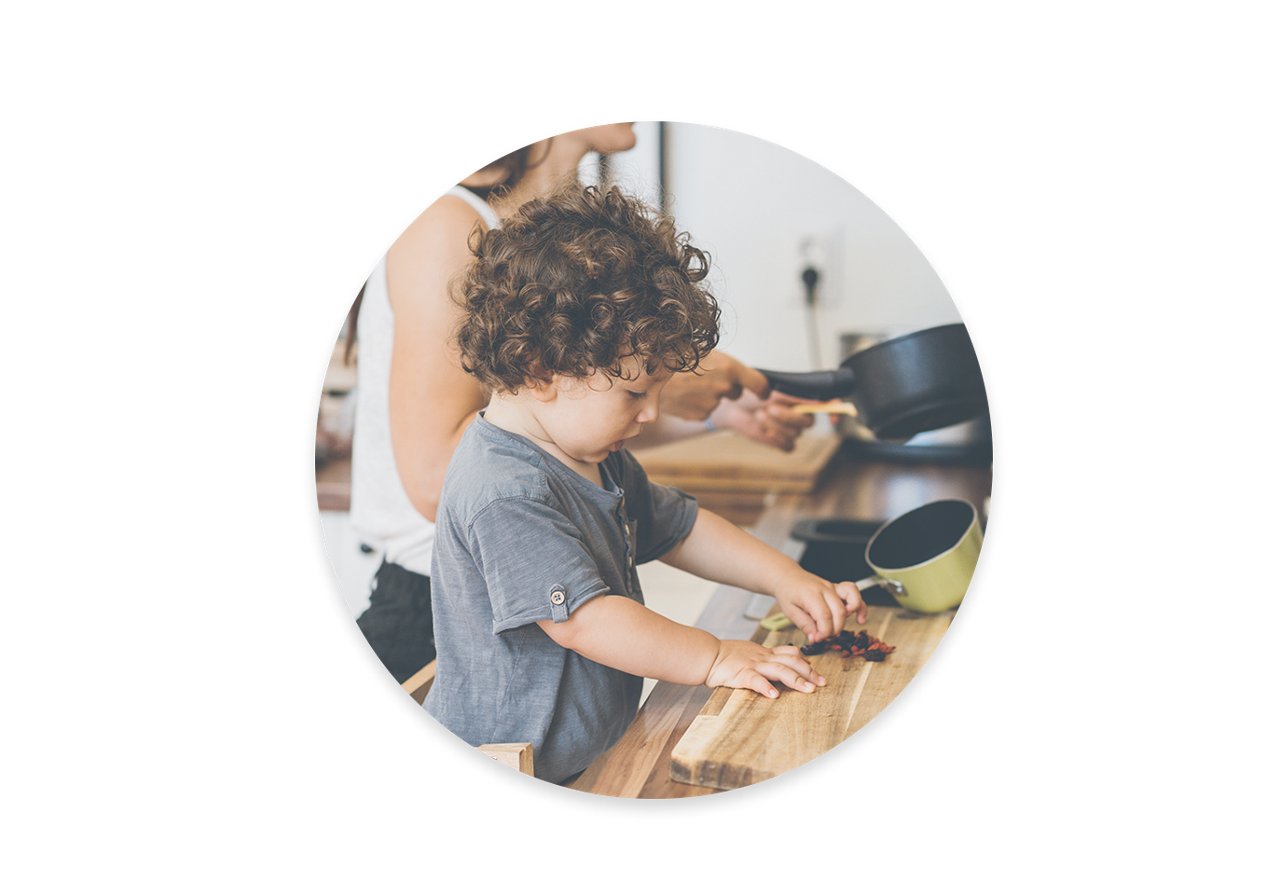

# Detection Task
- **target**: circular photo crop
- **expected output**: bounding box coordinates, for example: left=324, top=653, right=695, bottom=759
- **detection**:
left=315, top=121, right=991, bottom=796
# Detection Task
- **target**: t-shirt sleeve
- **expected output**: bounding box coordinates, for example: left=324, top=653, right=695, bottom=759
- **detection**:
left=617, top=452, right=700, bottom=564
left=466, top=497, right=612, bottom=634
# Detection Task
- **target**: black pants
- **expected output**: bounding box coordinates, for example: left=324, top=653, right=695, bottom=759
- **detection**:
left=356, top=559, right=436, bottom=684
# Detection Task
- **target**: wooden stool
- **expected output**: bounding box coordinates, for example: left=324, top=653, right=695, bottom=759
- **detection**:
left=402, top=660, right=535, bottom=777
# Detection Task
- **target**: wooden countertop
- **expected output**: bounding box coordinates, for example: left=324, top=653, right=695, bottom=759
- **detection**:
left=568, top=445, right=992, bottom=798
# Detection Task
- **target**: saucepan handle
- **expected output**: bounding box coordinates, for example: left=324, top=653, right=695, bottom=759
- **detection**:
left=756, top=367, right=857, bottom=402
left=854, top=574, right=908, bottom=600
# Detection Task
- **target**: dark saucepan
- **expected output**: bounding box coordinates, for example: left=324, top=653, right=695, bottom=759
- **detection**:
left=756, top=323, right=988, bottom=440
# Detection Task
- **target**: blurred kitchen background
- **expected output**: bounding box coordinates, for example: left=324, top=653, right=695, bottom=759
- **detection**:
left=316, top=122, right=989, bottom=701
left=609, top=123, right=960, bottom=368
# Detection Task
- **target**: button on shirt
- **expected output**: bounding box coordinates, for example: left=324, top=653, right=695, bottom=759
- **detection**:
left=425, top=413, right=700, bottom=784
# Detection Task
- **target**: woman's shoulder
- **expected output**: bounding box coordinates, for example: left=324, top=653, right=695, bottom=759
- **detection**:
left=384, top=189, right=493, bottom=315
left=395, top=190, right=490, bottom=251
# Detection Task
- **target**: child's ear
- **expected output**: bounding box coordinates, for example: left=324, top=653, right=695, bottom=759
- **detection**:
left=526, top=371, right=559, bottom=403
left=516, top=356, right=549, bottom=402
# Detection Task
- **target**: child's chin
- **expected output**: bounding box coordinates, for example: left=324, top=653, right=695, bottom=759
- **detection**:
left=578, top=441, right=621, bottom=462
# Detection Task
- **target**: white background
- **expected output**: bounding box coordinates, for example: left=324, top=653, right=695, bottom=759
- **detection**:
left=3, top=2, right=1277, bottom=893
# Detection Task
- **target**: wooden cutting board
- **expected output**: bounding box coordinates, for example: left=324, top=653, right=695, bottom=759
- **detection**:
left=669, top=604, right=954, bottom=789
left=633, top=430, right=840, bottom=494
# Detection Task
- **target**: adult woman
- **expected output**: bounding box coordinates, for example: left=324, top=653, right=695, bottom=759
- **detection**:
left=350, top=124, right=812, bottom=682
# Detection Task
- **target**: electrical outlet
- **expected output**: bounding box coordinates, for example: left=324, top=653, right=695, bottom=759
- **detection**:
left=799, top=235, right=828, bottom=275
left=796, top=229, right=845, bottom=370
left=797, top=230, right=843, bottom=308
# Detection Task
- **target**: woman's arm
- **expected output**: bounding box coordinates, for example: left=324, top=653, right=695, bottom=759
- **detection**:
left=656, top=349, right=769, bottom=420
left=627, top=351, right=815, bottom=451
left=627, top=390, right=817, bottom=452
left=385, top=196, right=491, bottom=522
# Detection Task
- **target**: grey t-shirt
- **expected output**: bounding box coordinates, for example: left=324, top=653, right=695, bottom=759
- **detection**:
left=424, top=413, right=700, bottom=784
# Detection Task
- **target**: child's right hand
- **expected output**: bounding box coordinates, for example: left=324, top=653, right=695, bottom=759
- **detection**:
left=704, top=640, right=826, bottom=699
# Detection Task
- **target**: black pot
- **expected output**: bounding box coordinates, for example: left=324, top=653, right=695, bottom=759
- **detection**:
left=789, top=518, right=898, bottom=606
left=757, top=323, right=988, bottom=441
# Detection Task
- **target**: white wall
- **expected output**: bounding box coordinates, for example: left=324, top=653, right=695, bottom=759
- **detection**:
left=596, top=120, right=663, bottom=210
left=661, top=123, right=961, bottom=372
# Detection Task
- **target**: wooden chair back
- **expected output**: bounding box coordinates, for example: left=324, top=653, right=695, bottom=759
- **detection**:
left=401, top=660, right=535, bottom=777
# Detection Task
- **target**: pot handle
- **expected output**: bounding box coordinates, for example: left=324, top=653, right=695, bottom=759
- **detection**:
left=756, top=367, right=857, bottom=401
left=854, top=574, right=908, bottom=600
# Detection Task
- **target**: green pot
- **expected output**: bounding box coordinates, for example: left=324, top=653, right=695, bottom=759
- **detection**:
left=858, top=499, right=983, bottom=614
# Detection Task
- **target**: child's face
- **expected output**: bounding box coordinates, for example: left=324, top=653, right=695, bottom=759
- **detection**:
left=536, top=356, right=671, bottom=464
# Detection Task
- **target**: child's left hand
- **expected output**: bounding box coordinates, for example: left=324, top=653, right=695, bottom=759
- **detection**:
left=773, top=568, right=868, bottom=643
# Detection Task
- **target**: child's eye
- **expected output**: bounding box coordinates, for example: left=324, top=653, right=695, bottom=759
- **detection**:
left=628, top=391, right=647, bottom=400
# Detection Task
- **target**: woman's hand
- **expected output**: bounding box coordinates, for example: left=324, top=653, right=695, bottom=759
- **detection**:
left=711, top=391, right=815, bottom=452
left=773, top=568, right=868, bottom=643
left=661, top=350, right=769, bottom=420
left=704, top=640, right=826, bottom=699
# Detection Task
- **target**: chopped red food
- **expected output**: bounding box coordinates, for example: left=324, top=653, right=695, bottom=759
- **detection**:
left=800, top=630, right=895, bottom=662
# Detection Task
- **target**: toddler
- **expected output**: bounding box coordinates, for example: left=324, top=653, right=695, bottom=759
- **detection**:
left=425, top=184, right=866, bottom=784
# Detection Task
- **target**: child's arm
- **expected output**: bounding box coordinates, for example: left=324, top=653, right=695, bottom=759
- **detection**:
left=660, top=508, right=868, bottom=643
left=535, top=596, right=825, bottom=699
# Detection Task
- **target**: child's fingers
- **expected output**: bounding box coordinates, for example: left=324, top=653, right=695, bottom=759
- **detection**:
left=786, top=604, right=820, bottom=642
left=836, top=581, right=869, bottom=623
left=807, top=592, right=840, bottom=640
left=835, top=580, right=857, bottom=606
left=822, top=589, right=847, bottom=636
left=755, top=661, right=819, bottom=693
left=819, top=591, right=839, bottom=640
left=737, top=670, right=780, bottom=699
left=766, top=650, right=826, bottom=686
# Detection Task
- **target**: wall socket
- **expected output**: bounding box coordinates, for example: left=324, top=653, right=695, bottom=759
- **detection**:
left=799, top=235, right=828, bottom=277
left=797, top=229, right=843, bottom=310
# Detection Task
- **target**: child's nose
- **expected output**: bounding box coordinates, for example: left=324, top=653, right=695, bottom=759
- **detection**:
left=637, top=396, right=660, bottom=423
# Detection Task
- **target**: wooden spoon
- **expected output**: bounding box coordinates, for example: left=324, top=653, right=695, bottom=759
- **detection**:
left=789, top=399, right=859, bottom=416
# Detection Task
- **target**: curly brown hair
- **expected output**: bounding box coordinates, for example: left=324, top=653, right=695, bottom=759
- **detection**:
left=455, top=184, right=721, bottom=394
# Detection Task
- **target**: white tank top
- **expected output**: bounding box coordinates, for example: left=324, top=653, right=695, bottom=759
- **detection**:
left=350, top=186, right=501, bottom=575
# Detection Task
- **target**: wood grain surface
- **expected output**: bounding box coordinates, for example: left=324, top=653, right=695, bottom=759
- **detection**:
left=669, top=605, right=954, bottom=789
left=633, top=430, right=840, bottom=493
left=478, top=742, right=535, bottom=777
left=569, top=448, right=991, bottom=798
